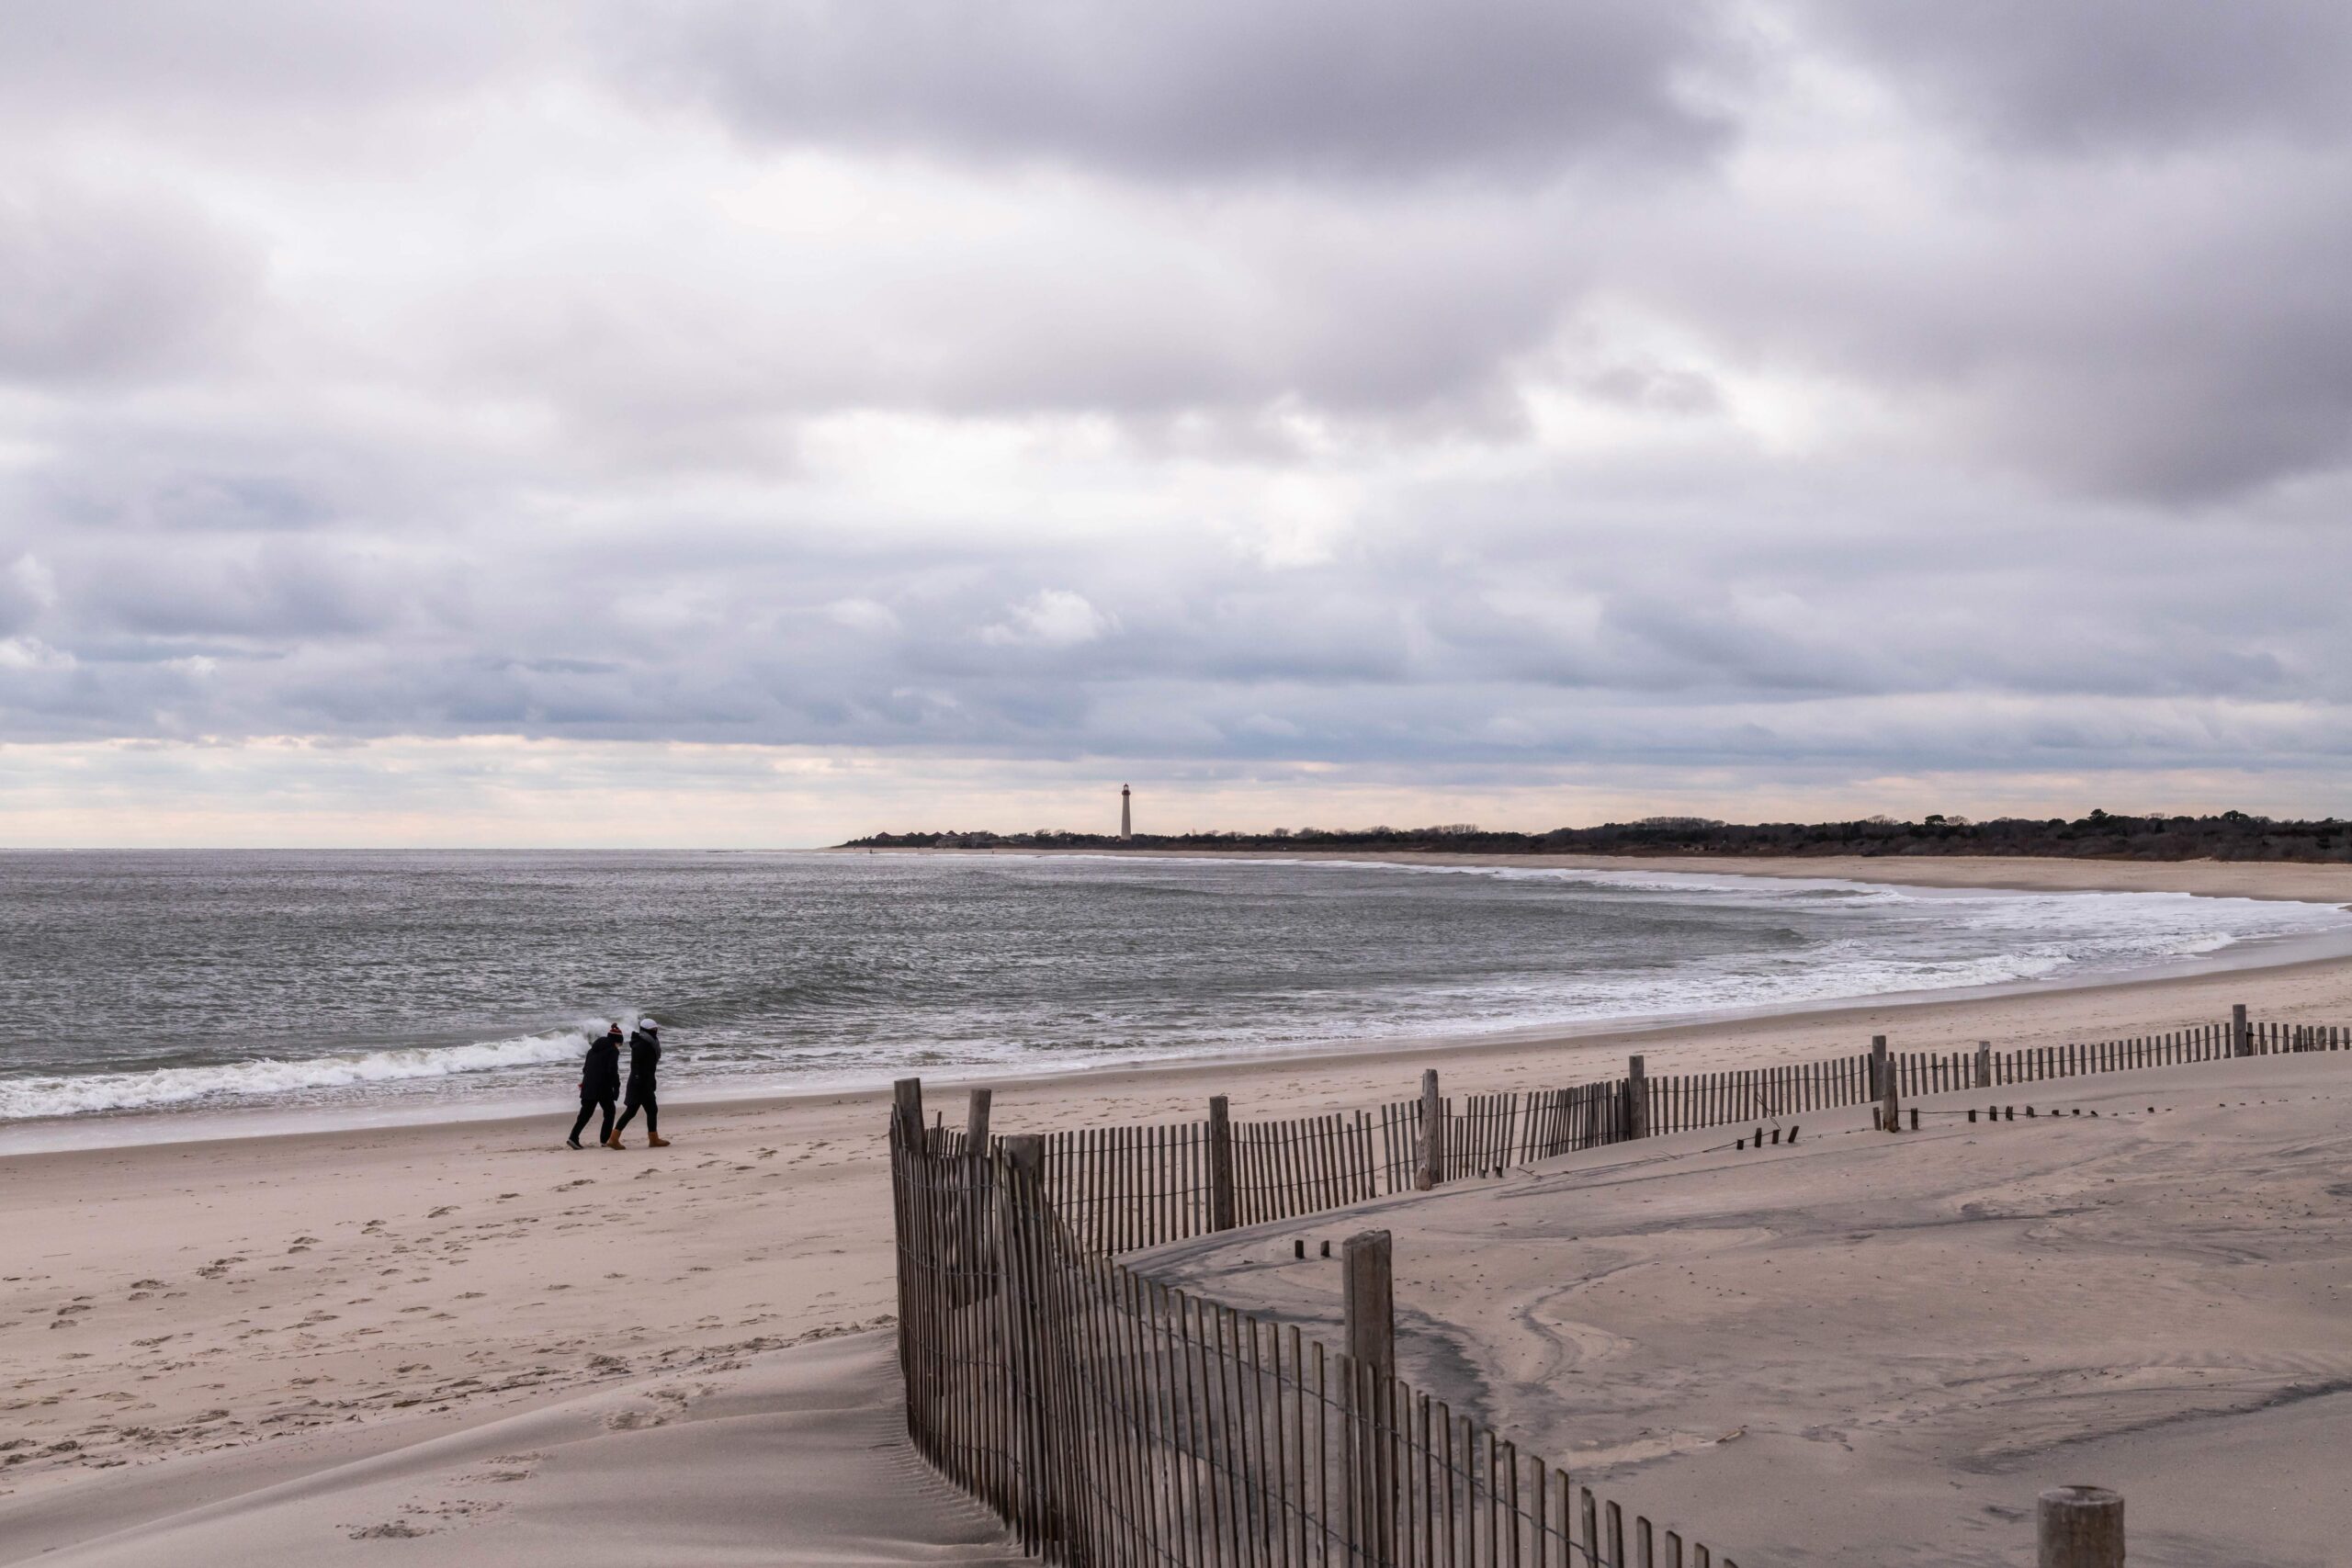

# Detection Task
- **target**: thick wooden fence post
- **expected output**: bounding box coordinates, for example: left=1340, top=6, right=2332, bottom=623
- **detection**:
left=1344, top=1230, right=1396, bottom=1568
left=1627, top=1055, right=1649, bottom=1139
left=966, top=1087, right=992, bottom=1147
left=1975, top=1042, right=1992, bottom=1089
left=1207, top=1094, right=1238, bottom=1231
left=996, top=1134, right=1074, bottom=1556
left=1345, top=1229, right=1396, bottom=1373
left=1416, top=1069, right=1444, bottom=1190
left=1872, top=1036, right=1900, bottom=1134
left=2038, top=1485, right=2122, bottom=1567
left=2232, top=1002, right=2251, bottom=1056
left=893, top=1077, right=925, bottom=1145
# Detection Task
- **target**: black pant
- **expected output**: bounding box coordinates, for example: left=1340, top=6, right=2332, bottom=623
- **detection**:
left=570, top=1094, right=616, bottom=1145
left=613, top=1089, right=658, bottom=1138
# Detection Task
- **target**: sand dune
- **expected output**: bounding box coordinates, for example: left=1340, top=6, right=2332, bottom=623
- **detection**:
left=1146, top=1051, right=2352, bottom=1566
left=6, top=1332, right=1016, bottom=1567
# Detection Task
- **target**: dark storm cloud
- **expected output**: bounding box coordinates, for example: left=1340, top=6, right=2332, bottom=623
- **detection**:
left=606, top=0, right=1737, bottom=180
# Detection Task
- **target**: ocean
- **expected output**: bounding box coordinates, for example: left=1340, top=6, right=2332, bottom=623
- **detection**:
left=4, top=849, right=2347, bottom=1142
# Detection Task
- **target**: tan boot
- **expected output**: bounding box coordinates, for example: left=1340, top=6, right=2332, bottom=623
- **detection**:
left=647, top=1134, right=670, bottom=1147
left=605, top=1132, right=625, bottom=1149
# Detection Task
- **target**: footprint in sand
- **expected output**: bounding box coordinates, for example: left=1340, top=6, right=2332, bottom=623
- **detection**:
left=603, top=1405, right=666, bottom=1431
left=468, top=1451, right=543, bottom=1483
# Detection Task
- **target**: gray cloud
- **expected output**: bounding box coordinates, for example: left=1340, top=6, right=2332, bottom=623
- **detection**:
left=1611, top=146, right=2352, bottom=501
left=0, top=185, right=256, bottom=384
left=0, top=0, right=541, bottom=119
left=6, top=0, right=2352, bottom=828
left=605, top=0, right=1738, bottom=181
left=1796, top=1, right=2352, bottom=152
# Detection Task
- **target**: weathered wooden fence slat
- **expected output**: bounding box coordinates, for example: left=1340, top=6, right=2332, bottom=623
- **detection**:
left=979, top=1013, right=2326, bottom=1258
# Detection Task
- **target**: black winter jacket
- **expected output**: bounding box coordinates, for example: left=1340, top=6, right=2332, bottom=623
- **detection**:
left=626, top=1031, right=662, bottom=1090
left=582, top=1034, right=623, bottom=1098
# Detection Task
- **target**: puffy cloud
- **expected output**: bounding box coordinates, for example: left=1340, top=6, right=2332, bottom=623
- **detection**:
left=981, top=590, right=1117, bottom=649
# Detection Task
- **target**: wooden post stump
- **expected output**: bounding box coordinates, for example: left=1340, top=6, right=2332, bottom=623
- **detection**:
left=1416, top=1069, right=1444, bottom=1190
left=993, top=1135, right=1060, bottom=1551
left=1343, top=1230, right=1396, bottom=1568
left=893, top=1077, right=925, bottom=1145
left=1627, top=1055, right=1650, bottom=1139
left=966, top=1088, right=992, bottom=1147
left=1344, top=1229, right=1395, bottom=1372
left=2233, top=1002, right=2251, bottom=1057
left=2037, top=1485, right=2122, bottom=1567
left=1872, top=1036, right=1900, bottom=1134
left=1975, top=1041, right=1993, bottom=1089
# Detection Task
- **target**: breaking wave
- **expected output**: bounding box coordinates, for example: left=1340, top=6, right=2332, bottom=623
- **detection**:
left=0, top=1025, right=603, bottom=1122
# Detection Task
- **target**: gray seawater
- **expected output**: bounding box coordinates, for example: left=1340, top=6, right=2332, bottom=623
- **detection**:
left=3, top=850, right=2346, bottom=1134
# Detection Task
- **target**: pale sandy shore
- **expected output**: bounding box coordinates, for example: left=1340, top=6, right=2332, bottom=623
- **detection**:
left=8, top=855, right=2352, bottom=1562
left=1152, top=1050, right=2352, bottom=1568
left=881, top=843, right=2352, bottom=905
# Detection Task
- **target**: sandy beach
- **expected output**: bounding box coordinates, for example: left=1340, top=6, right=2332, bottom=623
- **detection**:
left=1150, top=1049, right=2352, bottom=1566
left=10, top=854, right=2352, bottom=1563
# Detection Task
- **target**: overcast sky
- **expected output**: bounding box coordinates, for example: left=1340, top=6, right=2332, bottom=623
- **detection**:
left=6, top=1, right=2351, bottom=845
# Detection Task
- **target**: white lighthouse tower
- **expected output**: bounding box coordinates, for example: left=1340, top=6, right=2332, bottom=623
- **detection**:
left=1120, top=784, right=1133, bottom=840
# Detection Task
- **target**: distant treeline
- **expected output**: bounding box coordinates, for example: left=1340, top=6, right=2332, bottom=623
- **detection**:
left=843, top=809, right=2352, bottom=862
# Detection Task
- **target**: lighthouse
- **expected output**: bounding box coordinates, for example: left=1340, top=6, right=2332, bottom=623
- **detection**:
left=1120, top=784, right=1133, bottom=840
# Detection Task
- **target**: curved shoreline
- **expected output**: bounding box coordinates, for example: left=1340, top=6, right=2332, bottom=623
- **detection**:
left=11, top=864, right=2352, bottom=1538
left=10, top=852, right=2352, bottom=1156
left=859, top=842, right=2352, bottom=905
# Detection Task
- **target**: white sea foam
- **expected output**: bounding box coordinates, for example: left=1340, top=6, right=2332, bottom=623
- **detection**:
left=0, top=1025, right=602, bottom=1122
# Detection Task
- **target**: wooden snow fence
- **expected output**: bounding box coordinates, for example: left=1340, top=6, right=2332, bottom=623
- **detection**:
left=889, top=1115, right=1742, bottom=1568
left=888, top=1008, right=2346, bottom=1566
left=908, top=1012, right=2352, bottom=1257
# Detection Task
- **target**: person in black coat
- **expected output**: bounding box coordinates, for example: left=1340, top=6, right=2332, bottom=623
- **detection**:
left=608, top=1021, right=667, bottom=1148
left=567, top=1022, right=624, bottom=1149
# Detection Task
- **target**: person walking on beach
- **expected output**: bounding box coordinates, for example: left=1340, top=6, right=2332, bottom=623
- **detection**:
left=608, top=1021, right=667, bottom=1148
left=568, top=1022, right=624, bottom=1149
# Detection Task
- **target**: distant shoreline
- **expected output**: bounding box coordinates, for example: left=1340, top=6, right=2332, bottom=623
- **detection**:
left=849, top=842, right=2352, bottom=906
left=842, top=809, right=2352, bottom=866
